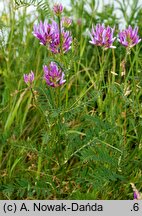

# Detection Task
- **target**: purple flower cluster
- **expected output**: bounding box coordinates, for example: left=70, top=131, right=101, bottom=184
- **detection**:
left=33, top=20, right=72, bottom=54
left=89, top=24, right=116, bottom=49
left=24, top=71, right=34, bottom=86
left=24, top=3, right=70, bottom=88
left=25, top=3, right=142, bottom=89
left=43, top=62, right=66, bottom=87
left=33, top=20, right=56, bottom=46
left=61, top=17, right=72, bottom=28
left=89, top=24, right=141, bottom=49
left=118, top=25, right=141, bottom=48
left=53, top=3, right=63, bottom=16
left=24, top=62, right=66, bottom=88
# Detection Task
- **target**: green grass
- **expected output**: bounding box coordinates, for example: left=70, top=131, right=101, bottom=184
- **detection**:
left=0, top=0, right=142, bottom=199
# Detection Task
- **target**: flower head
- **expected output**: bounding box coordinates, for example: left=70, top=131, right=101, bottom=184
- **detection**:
left=33, top=20, right=72, bottom=53
left=89, top=24, right=116, bottom=49
left=43, top=62, right=66, bottom=87
left=24, top=71, right=34, bottom=86
left=49, top=30, right=72, bottom=54
left=33, top=20, right=58, bottom=46
left=61, top=17, right=72, bottom=28
left=118, top=26, right=141, bottom=48
left=53, top=3, right=63, bottom=16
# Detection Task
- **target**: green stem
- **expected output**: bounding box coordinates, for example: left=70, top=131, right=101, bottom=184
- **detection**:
left=36, top=143, right=44, bottom=180
left=112, top=48, right=116, bottom=83
left=100, top=48, right=105, bottom=86
left=58, top=16, right=63, bottom=55
left=97, top=49, right=105, bottom=117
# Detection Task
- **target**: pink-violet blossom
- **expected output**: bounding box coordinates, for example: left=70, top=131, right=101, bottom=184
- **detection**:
left=33, top=20, right=72, bottom=53
left=24, top=71, right=34, bottom=85
left=43, top=62, right=66, bottom=87
left=53, top=3, right=64, bottom=16
left=33, top=20, right=58, bottom=46
left=61, top=17, right=72, bottom=28
left=118, top=26, right=141, bottom=48
left=89, top=24, right=116, bottom=49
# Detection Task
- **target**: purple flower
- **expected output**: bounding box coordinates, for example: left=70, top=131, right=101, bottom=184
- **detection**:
left=61, top=17, right=72, bottom=28
left=43, top=62, right=66, bottom=87
left=118, top=26, right=141, bottom=48
left=33, top=20, right=58, bottom=46
left=49, top=30, right=72, bottom=54
left=53, top=3, right=63, bottom=15
left=49, top=31, right=72, bottom=54
left=33, top=20, right=72, bottom=53
left=62, top=31, right=72, bottom=52
left=24, top=71, right=34, bottom=85
left=89, top=24, right=116, bottom=49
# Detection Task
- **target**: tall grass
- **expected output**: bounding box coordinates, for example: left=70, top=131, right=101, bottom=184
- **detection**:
left=0, top=0, right=142, bottom=199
